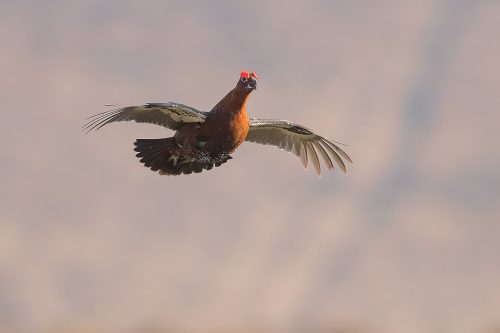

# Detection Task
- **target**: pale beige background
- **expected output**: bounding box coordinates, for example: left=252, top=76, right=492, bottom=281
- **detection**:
left=1, top=1, right=500, bottom=332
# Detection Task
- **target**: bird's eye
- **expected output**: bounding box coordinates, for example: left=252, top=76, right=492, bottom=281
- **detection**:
left=240, top=77, right=248, bottom=82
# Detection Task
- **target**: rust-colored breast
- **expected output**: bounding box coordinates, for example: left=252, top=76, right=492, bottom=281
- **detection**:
left=174, top=87, right=252, bottom=162
left=228, top=105, right=250, bottom=150
left=201, top=90, right=251, bottom=155
left=202, top=107, right=249, bottom=154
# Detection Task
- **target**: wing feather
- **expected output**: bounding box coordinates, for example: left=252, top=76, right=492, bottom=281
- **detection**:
left=246, top=118, right=352, bottom=175
left=306, top=141, right=321, bottom=175
left=83, top=102, right=208, bottom=133
left=300, top=141, right=309, bottom=169
left=313, top=141, right=334, bottom=171
left=320, top=141, right=346, bottom=174
left=325, top=139, right=353, bottom=164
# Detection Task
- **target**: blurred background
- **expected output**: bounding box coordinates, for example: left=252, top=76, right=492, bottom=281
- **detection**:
left=1, top=1, right=500, bottom=332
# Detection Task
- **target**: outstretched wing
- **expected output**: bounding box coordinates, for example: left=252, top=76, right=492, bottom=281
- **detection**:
left=245, top=118, right=353, bottom=176
left=83, top=102, right=208, bottom=133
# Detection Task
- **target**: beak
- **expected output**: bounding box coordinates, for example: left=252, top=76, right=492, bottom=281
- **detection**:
left=248, top=77, right=257, bottom=90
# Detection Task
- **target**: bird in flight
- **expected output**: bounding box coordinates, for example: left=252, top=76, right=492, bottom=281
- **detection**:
left=84, top=71, right=352, bottom=176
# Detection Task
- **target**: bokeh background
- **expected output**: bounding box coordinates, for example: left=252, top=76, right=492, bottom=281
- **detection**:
left=1, top=1, right=500, bottom=332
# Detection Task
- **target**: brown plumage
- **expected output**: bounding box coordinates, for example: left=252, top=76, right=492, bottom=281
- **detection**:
left=84, top=71, right=352, bottom=176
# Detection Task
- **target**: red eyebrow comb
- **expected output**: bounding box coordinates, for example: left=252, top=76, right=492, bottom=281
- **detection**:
left=240, top=71, right=250, bottom=79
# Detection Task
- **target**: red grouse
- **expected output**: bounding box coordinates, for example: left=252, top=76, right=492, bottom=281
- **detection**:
left=84, top=71, right=352, bottom=176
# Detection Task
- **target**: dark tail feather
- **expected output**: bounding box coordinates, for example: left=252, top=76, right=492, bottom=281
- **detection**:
left=133, top=138, right=231, bottom=175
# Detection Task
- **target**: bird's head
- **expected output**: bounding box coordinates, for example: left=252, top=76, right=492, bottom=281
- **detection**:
left=237, top=70, right=258, bottom=92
